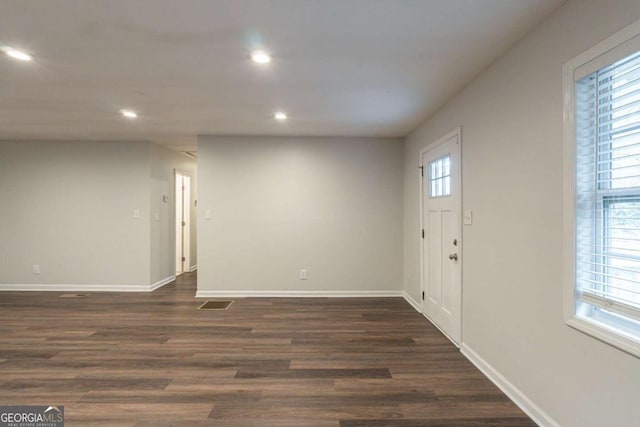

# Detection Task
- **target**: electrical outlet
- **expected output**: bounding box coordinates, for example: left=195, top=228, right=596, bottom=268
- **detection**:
left=299, top=269, right=308, bottom=280
left=32, top=264, right=40, bottom=274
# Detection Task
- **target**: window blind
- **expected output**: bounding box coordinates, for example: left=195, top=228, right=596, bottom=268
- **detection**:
left=575, top=49, right=640, bottom=325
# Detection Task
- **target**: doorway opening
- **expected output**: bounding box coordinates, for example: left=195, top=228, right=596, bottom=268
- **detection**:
left=420, top=128, right=462, bottom=345
left=175, top=170, right=192, bottom=276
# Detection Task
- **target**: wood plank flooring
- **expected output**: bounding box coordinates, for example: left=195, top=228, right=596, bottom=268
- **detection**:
left=0, top=273, right=535, bottom=426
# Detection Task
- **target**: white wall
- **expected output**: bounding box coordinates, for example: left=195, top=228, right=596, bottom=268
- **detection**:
left=403, top=1, right=640, bottom=426
left=150, top=143, right=197, bottom=284
left=198, top=136, right=403, bottom=295
left=0, top=140, right=151, bottom=287
left=0, top=140, right=196, bottom=290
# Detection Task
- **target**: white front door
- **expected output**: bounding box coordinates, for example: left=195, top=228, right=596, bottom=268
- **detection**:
left=421, top=129, right=462, bottom=344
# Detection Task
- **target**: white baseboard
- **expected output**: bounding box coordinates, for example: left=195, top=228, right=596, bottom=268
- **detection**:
left=150, top=275, right=176, bottom=291
left=195, top=290, right=403, bottom=298
left=403, top=289, right=555, bottom=425
left=460, top=343, right=560, bottom=427
left=0, top=275, right=176, bottom=293
left=189, top=264, right=198, bottom=272
left=402, top=290, right=458, bottom=347
left=0, top=284, right=150, bottom=292
left=403, top=291, right=422, bottom=312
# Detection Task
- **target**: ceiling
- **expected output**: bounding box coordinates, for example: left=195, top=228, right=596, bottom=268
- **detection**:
left=0, top=0, right=564, bottom=151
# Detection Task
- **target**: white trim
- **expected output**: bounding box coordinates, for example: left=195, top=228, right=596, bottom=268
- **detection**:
left=564, top=19, right=640, bottom=80
left=150, top=275, right=176, bottom=291
left=402, top=290, right=459, bottom=347
left=403, top=291, right=422, bottom=312
left=562, top=43, right=578, bottom=327
left=460, top=343, right=561, bottom=427
left=189, top=264, right=198, bottom=272
left=0, top=283, right=162, bottom=292
left=423, top=311, right=460, bottom=348
left=195, top=290, right=403, bottom=298
left=419, top=126, right=463, bottom=344
left=175, top=169, right=193, bottom=275
left=0, top=275, right=175, bottom=293
left=567, top=317, right=640, bottom=359
left=563, top=18, right=640, bottom=358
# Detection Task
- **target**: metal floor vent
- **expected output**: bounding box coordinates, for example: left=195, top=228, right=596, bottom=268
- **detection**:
left=198, top=300, right=233, bottom=310
left=59, top=294, right=89, bottom=298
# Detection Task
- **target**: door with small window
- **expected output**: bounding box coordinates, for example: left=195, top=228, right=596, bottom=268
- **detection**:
left=420, top=130, right=462, bottom=344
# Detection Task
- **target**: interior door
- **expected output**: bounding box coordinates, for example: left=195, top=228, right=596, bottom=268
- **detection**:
left=421, top=130, right=461, bottom=344
left=175, top=172, right=191, bottom=275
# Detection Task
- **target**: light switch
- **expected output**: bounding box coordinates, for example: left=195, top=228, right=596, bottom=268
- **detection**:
left=464, top=210, right=473, bottom=225
left=205, top=209, right=212, bottom=220
left=162, top=195, right=169, bottom=203
left=133, top=209, right=140, bottom=219
left=155, top=212, right=160, bottom=222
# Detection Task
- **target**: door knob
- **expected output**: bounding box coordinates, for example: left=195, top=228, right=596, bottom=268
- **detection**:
left=448, top=253, right=458, bottom=261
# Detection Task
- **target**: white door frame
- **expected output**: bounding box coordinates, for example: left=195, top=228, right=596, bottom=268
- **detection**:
left=175, top=169, right=192, bottom=275
left=419, top=127, right=463, bottom=345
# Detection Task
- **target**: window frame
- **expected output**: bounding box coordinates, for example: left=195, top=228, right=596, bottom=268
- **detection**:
left=563, top=19, right=640, bottom=359
left=428, top=154, right=452, bottom=198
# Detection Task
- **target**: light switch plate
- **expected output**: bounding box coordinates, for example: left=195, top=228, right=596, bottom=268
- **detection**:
left=205, top=209, right=212, bottom=220
left=464, top=210, right=473, bottom=225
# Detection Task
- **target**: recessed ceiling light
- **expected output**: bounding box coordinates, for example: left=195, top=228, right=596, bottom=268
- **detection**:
left=120, top=109, right=138, bottom=119
left=274, top=112, right=287, bottom=121
left=251, top=50, right=271, bottom=64
left=5, top=48, right=32, bottom=61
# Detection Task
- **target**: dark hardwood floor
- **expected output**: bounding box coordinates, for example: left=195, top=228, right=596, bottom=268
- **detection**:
left=0, top=273, right=535, bottom=426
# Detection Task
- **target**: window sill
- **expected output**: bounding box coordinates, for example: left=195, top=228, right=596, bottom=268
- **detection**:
left=566, top=316, right=640, bottom=359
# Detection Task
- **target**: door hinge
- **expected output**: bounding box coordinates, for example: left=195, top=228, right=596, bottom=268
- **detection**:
left=419, top=165, right=424, bottom=177
left=182, top=257, right=186, bottom=262
left=422, top=291, right=425, bottom=301
left=182, top=221, right=186, bottom=226
left=421, top=229, right=424, bottom=239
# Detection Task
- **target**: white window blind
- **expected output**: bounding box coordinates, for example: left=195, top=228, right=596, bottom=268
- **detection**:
left=575, top=48, right=640, bottom=336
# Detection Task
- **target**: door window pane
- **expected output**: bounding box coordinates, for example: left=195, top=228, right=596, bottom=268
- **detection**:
left=429, top=155, right=451, bottom=198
